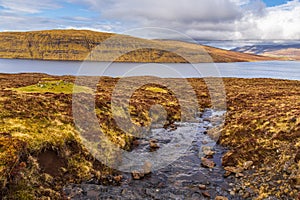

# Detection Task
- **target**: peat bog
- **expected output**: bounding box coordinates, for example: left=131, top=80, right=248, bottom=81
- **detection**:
left=0, top=73, right=299, bottom=199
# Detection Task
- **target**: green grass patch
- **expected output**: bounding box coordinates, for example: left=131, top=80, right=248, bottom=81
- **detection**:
left=12, top=80, right=93, bottom=94
left=145, top=86, right=168, bottom=93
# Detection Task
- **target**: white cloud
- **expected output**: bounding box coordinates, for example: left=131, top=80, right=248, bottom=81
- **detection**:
left=0, top=0, right=299, bottom=40
left=103, top=0, right=241, bottom=23
left=250, top=0, right=300, bottom=39
left=66, top=0, right=300, bottom=40
left=0, top=0, right=61, bottom=13
left=91, top=0, right=243, bottom=39
left=229, top=0, right=251, bottom=6
left=233, top=0, right=300, bottom=40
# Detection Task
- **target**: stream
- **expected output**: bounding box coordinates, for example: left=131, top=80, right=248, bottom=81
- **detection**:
left=64, top=109, right=242, bottom=200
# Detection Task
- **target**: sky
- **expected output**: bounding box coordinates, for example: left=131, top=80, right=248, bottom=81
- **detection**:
left=0, top=0, right=299, bottom=41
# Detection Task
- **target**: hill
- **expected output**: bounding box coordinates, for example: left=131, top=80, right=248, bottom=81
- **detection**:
left=232, top=44, right=300, bottom=61
left=0, top=30, right=274, bottom=63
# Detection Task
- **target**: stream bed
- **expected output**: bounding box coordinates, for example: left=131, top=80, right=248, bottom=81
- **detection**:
left=64, top=109, right=244, bottom=200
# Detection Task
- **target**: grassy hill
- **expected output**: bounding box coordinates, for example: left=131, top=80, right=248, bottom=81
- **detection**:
left=232, top=44, right=300, bottom=61
left=261, top=48, right=300, bottom=60
left=0, top=29, right=274, bottom=63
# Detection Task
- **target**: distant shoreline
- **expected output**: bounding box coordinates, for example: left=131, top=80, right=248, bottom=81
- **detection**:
left=0, top=56, right=282, bottom=63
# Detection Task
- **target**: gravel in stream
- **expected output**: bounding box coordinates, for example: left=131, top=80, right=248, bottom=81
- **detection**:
left=63, top=109, right=247, bottom=200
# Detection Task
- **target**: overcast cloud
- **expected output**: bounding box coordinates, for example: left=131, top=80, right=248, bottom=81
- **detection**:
left=0, top=0, right=299, bottom=40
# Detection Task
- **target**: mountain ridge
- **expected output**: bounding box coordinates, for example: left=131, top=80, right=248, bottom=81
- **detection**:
left=232, top=44, right=300, bottom=60
left=0, top=29, right=275, bottom=63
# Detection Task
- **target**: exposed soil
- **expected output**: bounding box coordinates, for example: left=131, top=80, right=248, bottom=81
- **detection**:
left=38, top=150, right=67, bottom=177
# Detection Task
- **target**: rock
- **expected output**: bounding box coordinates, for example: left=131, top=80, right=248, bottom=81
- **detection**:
left=238, top=190, right=244, bottom=196
left=113, top=175, right=122, bottom=182
left=157, top=182, right=165, bottom=188
left=201, top=157, right=216, bottom=168
left=132, top=139, right=140, bottom=147
left=202, top=140, right=208, bottom=144
left=149, top=139, right=160, bottom=149
left=224, top=171, right=232, bottom=177
left=203, top=118, right=211, bottom=122
left=199, top=184, right=206, bottom=190
left=207, top=128, right=221, bottom=142
left=243, top=192, right=250, bottom=199
left=150, top=139, right=158, bottom=143
left=131, top=170, right=145, bottom=180
left=150, top=142, right=159, bottom=149
left=215, top=196, right=228, bottom=200
left=202, top=191, right=211, bottom=198
left=202, top=146, right=215, bottom=156
left=143, top=161, right=152, bottom=175
left=235, top=173, right=244, bottom=178
left=222, top=151, right=238, bottom=166
left=170, top=124, right=177, bottom=131
left=205, top=151, right=215, bottom=157
left=224, top=166, right=243, bottom=174
left=243, top=161, right=253, bottom=170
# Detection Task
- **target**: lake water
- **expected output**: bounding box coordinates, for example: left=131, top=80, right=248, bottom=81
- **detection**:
left=0, top=58, right=299, bottom=80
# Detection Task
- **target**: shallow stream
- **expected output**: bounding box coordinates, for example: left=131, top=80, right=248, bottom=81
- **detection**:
left=63, top=109, right=246, bottom=200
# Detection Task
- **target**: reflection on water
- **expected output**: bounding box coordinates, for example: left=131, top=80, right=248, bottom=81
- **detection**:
left=0, top=59, right=300, bottom=80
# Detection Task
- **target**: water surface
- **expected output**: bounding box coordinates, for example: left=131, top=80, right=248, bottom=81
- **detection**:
left=0, top=59, right=299, bottom=80
left=64, top=110, right=235, bottom=199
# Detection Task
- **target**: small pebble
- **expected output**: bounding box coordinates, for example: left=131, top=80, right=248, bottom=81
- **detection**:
left=113, top=175, right=122, bottom=182
left=201, top=157, right=216, bottom=168
left=131, top=170, right=144, bottom=180
left=215, top=196, right=228, bottom=200
left=243, top=161, right=253, bottom=170
left=202, top=191, right=211, bottom=198
left=199, top=184, right=206, bottom=190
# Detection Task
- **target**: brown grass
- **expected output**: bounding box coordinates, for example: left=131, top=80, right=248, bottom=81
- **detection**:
left=0, top=73, right=298, bottom=199
left=0, top=30, right=275, bottom=63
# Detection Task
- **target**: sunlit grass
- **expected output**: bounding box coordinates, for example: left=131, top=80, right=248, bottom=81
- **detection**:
left=12, top=80, right=93, bottom=94
left=145, top=86, right=168, bottom=93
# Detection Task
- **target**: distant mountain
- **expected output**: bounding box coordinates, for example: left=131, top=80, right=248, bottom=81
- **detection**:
left=232, top=44, right=300, bottom=60
left=0, top=30, right=274, bottom=63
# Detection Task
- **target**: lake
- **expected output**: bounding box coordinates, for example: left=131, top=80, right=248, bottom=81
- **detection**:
left=0, top=58, right=299, bottom=80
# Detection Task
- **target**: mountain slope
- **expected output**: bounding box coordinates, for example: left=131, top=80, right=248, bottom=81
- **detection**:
left=0, top=30, right=274, bottom=63
left=232, top=44, right=300, bottom=60
left=159, top=40, right=274, bottom=62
